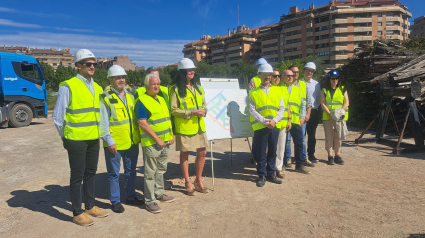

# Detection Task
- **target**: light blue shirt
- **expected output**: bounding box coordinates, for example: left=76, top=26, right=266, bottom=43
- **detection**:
left=304, top=78, right=321, bottom=109
left=99, top=87, right=129, bottom=147
left=52, top=74, right=95, bottom=138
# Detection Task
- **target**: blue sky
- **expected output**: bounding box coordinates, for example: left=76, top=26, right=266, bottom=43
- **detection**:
left=0, top=0, right=423, bottom=67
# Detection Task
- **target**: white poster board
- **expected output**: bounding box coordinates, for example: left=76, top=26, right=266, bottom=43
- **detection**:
left=201, top=78, right=254, bottom=140
left=200, top=78, right=240, bottom=90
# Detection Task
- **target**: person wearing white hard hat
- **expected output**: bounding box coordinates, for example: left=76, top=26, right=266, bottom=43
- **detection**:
left=302, top=62, right=321, bottom=164
left=53, top=49, right=108, bottom=226
left=249, top=63, right=285, bottom=187
left=99, top=65, right=143, bottom=213
left=249, top=58, right=268, bottom=90
left=170, top=58, right=209, bottom=195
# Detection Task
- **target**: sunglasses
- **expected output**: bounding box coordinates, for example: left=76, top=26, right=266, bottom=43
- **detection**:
left=331, top=78, right=339, bottom=80
left=272, top=75, right=280, bottom=78
left=114, top=76, right=126, bottom=80
left=84, top=62, right=98, bottom=67
left=304, top=69, right=314, bottom=73
left=283, top=74, right=294, bottom=77
left=292, top=71, right=299, bottom=74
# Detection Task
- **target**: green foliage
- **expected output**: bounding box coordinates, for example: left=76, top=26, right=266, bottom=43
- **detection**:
left=401, top=36, right=425, bottom=51
left=275, top=55, right=325, bottom=80
left=92, top=68, right=108, bottom=89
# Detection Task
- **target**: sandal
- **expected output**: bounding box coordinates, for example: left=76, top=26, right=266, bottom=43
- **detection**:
left=185, top=182, right=195, bottom=196
left=194, top=180, right=209, bottom=193
left=276, top=171, right=285, bottom=179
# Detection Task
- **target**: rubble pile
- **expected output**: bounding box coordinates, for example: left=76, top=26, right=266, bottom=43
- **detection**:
left=339, top=41, right=425, bottom=135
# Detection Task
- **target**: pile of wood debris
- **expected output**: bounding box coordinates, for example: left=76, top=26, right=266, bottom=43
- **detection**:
left=339, top=40, right=425, bottom=135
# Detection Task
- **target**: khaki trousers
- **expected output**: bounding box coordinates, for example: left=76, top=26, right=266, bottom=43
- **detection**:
left=323, top=120, right=341, bottom=154
left=142, top=145, right=169, bottom=205
left=275, top=128, right=287, bottom=172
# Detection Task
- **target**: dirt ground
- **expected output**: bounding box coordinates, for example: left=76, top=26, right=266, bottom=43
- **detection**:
left=0, top=116, right=424, bottom=238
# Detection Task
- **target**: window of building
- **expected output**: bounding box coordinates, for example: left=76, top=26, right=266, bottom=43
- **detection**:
left=377, top=22, right=382, bottom=26
left=317, top=51, right=330, bottom=56
left=378, top=31, right=382, bottom=35
left=307, top=37, right=313, bottom=41
left=315, top=25, right=329, bottom=32
left=386, top=12, right=394, bottom=17
left=386, top=21, right=394, bottom=26
left=377, top=13, right=382, bottom=17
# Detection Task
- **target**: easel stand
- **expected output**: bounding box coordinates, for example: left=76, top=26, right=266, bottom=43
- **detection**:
left=355, top=97, right=425, bottom=155
left=209, top=137, right=256, bottom=191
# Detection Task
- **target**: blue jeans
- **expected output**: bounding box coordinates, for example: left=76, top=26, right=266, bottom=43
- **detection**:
left=284, top=122, right=307, bottom=163
left=104, top=144, right=139, bottom=205
left=254, top=127, right=279, bottom=177
left=283, top=124, right=305, bottom=168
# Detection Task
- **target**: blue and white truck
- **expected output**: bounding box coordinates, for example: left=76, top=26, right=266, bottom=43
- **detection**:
left=0, top=52, right=48, bottom=128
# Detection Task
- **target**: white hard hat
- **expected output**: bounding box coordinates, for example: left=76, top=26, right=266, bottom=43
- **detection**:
left=107, top=65, right=127, bottom=78
left=74, top=49, right=97, bottom=63
left=257, top=63, right=273, bottom=73
left=178, top=58, right=196, bottom=70
left=256, top=58, right=267, bottom=66
left=303, top=62, right=316, bottom=71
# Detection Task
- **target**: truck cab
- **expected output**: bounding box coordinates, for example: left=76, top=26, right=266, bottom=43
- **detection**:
left=0, top=52, right=48, bottom=128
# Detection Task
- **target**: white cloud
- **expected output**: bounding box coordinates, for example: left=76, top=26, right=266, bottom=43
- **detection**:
left=0, top=31, right=190, bottom=67
left=0, top=7, right=73, bottom=18
left=0, top=7, right=16, bottom=12
left=0, top=19, right=43, bottom=28
left=54, top=27, right=94, bottom=33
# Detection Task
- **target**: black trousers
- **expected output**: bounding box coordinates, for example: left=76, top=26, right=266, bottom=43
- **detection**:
left=306, top=108, right=321, bottom=158
left=63, top=138, right=100, bottom=216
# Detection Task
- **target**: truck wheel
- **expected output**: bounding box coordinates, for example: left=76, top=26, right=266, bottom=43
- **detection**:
left=9, top=104, right=33, bottom=128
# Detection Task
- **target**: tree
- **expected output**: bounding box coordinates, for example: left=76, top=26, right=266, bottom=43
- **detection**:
left=40, top=62, right=56, bottom=90
left=275, top=55, right=325, bottom=81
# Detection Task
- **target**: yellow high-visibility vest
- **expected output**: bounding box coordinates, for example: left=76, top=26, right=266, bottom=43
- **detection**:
left=61, top=77, right=103, bottom=141
left=323, top=86, right=349, bottom=120
left=253, top=76, right=261, bottom=88
left=282, top=83, right=302, bottom=125
left=136, top=85, right=170, bottom=110
left=249, top=86, right=283, bottom=131
left=101, top=90, right=140, bottom=150
left=172, top=85, right=206, bottom=135
left=137, top=94, right=173, bottom=147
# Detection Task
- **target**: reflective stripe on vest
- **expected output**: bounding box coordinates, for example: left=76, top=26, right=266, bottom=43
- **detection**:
left=322, top=86, right=349, bottom=120
left=61, top=77, right=103, bottom=141
left=253, top=76, right=261, bottom=88
left=136, top=85, right=170, bottom=110
left=282, top=84, right=302, bottom=125
left=298, top=79, right=307, bottom=105
left=249, top=86, right=283, bottom=131
left=102, top=90, right=140, bottom=150
left=173, top=85, right=206, bottom=135
left=138, top=94, right=173, bottom=147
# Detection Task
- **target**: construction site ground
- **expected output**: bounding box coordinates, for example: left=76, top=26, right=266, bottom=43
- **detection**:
left=0, top=116, right=424, bottom=238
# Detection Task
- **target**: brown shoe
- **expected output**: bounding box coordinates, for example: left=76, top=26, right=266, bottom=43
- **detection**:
left=194, top=181, right=209, bottom=193
left=85, top=206, right=109, bottom=218
left=276, top=170, right=285, bottom=179
left=73, top=213, right=94, bottom=226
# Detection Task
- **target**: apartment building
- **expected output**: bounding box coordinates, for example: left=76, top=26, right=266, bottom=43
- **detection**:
left=182, top=0, right=411, bottom=68
left=28, top=48, right=74, bottom=70
left=410, top=16, right=425, bottom=37
left=0, top=46, right=74, bottom=70
left=97, top=56, right=136, bottom=71
left=183, top=25, right=261, bottom=66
